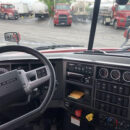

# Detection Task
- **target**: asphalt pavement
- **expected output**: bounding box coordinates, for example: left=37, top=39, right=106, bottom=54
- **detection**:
left=0, top=17, right=126, bottom=49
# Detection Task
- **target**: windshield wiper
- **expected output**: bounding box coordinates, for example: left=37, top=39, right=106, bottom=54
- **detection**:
left=35, top=45, right=84, bottom=51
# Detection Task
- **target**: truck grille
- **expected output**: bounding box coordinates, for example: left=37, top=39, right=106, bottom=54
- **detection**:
left=59, top=15, right=67, bottom=24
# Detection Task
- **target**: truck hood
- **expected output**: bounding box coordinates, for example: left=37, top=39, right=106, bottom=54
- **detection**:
left=118, top=11, right=130, bottom=17
left=4, top=8, right=16, bottom=12
left=55, top=10, right=70, bottom=15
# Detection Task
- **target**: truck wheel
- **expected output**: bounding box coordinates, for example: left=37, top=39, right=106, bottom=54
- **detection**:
left=54, top=24, right=57, bottom=26
left=4, top=14, right=9, bottom=20
left=68, top=24, right=71, bottom=26
left=114, top=21, right=118, bottom=29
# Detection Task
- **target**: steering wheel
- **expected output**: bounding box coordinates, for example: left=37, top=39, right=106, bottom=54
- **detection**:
left=0, top=46, right=56, bottom=130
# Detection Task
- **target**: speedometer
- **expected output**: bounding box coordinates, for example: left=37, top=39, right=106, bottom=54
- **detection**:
left=0, top=68, right=9, bottom=74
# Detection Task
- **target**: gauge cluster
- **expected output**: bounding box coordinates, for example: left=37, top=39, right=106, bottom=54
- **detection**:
left=97, top=67, right=130, bottom=84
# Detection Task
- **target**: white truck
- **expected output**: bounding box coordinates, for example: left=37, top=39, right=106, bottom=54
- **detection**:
left=13, top=3, right=29, bottom=17
left=71, top=1, right=88, bottom=22
left=32, top=2, right=49, bottom=19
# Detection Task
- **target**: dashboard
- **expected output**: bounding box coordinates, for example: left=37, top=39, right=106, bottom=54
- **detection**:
left=0, top=53, right=130, bottom=130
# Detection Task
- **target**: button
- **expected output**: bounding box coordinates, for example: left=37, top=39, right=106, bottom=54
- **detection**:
left=111, top=95, right=117, bottom=103
left=123, top=98, right=129, bottom=107
left=96, top=82, right=101, bottom=89
left=100, top=103, right=105, bottom=111
left=102, top=83, right=107, bottom=90
left=117, top=97, right=123, bottom=106
left=107, top=84, right=112, bottom=92
left=106, top=94, right=111, bottom=102
left=118, top=86, right=123, bottom=94
left=112, top=85, right=118, bottom=93
left=101, top=93, right=106, bottom=101
left=86, top=113, right=94, bottom=122
left=75, top=110, right=82, bottom=118
left=124, top=87, right=130, bottom=96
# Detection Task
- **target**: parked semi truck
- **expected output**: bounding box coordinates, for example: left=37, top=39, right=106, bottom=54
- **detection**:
left=13, top=3, right=30, bottom=17
left=0, top=3, right=19, bottom=20
left=32, top=2, right=49, bottom=19
left=100, top=3, right=130, bottom=29
left=53, top=3, right=72, bottom=26
left=71, top=1, right=88, bottom=22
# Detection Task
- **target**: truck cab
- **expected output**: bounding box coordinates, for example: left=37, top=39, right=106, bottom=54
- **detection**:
left=53, top=3, right=72, bottom=26
left=112, top=4, right=130, bottom=28
left=0, top=4, right=19, bottom=20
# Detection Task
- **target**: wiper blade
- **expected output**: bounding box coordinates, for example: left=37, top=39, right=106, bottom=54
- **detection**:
left=35, top=45, right=84, bottom=50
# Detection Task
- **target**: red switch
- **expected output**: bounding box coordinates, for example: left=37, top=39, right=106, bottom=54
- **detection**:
left=75, top=110, right=82, bottom=118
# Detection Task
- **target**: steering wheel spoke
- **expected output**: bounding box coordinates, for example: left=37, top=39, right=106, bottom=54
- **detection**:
left=26, top=66, right=51, bottom=93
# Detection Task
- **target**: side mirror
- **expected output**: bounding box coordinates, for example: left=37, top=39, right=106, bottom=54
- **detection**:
left=116, top=0, right=128, bottom=5
left=124, top=29, right=130, bottom=39
left=4, top=32, right=21, bottom=45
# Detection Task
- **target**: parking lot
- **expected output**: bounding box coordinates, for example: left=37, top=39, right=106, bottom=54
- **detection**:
left=0, top=17, right=126, bottom=49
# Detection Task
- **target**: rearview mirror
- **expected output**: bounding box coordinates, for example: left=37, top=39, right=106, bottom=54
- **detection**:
left=4, top=32, right=21, bottom=45
left=116, top=0, right=128, bottom=5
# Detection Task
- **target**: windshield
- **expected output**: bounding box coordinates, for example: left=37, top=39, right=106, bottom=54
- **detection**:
left=55, top=5, right=70, bottom=10
left=2, top=4, right=15, bottom=9
left=118, top=5, right=130, bottom=11
left=0, top=0, right=129, bottom=51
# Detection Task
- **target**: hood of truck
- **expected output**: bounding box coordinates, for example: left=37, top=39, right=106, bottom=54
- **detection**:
left=4, top=8, right=16, bottom=13
left=55, top=10, right=70, bottom=15
left=118, top=10, right=130, bottom=17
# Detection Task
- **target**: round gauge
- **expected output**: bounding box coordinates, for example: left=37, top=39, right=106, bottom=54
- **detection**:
left=99, top=68, right=109, bottom=78
left=123, top=71, right=130, bottom=82
left=0, top=68, right=8, bottom=75
left=110, top=70, right=121, bottom=80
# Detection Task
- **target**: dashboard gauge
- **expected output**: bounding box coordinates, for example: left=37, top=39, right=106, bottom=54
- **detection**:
left=99, top=68, right=109, bottom=78
left=110, top=70, right=121, bottom=80
left=123, top=71, right=130, bottom=82
left=0, top=68, right=9, bottom=75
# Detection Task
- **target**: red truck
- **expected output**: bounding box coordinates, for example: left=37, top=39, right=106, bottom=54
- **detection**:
left=53, top=3, right=72, bottom=26
left=100, top=3, right=130, bottom=29
left=0, top=4, right=19, bottom=20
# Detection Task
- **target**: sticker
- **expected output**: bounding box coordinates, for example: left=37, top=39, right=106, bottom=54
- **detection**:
left=71, top=116, right=80, bottom=126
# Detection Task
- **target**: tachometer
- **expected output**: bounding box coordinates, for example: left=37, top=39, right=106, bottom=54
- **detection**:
left=123, top=71, right=130, bottom=83
left=99, top=68, right=109, bottom=78
left=110, top=70, right=121, bottom=80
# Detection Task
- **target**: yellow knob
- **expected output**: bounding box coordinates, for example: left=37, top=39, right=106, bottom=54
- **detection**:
left=86, top=113, right=94, bottom=122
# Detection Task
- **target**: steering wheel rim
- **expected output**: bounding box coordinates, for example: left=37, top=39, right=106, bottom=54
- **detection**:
left=0, top=45, right=56, bottom=130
